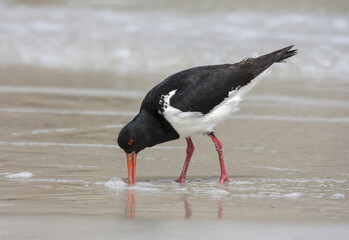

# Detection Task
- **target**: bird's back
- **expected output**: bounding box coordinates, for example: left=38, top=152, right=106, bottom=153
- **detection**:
left=141, top=45, right=297, bottom=116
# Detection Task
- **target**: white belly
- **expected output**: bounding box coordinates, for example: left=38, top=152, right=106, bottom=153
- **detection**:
left=162, top=69, right=271, bottom=137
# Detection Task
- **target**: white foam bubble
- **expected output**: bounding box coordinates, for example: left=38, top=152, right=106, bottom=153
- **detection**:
left=5, top=172, right=33, bottom=179
left=103, top=179, right=165, bottom=192
left=330, top=193, right=345, bottom=199
left=104, top=177, right=127, bottom=189
left=283, top=192, right=303, bottom=199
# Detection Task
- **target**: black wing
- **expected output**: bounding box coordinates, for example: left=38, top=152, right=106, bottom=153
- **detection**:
left=169, top=64, right=246, bottom=114
left=141, top=45, right=297, bottom=115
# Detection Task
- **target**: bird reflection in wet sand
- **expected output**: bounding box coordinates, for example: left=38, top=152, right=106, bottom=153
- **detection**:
left=126, top=189, right=136, bottom=219
left=217, top=186, right=228, bottom=219
left=180, top=194, right=193, bottom=219
left=125, top=185, right=227, bottom=219
left=180, top=186, right=228, bottom=219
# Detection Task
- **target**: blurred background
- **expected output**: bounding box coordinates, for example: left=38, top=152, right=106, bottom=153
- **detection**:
left=0, top=0, right=348, bottom=85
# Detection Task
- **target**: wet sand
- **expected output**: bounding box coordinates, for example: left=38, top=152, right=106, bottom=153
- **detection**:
left=0, top=66, right=348, bottom=239
left=1, top=216, right=348, bottom=240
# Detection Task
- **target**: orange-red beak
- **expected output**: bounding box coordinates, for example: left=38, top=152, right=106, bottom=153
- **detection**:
left=126, top=152, right=137, bottom=185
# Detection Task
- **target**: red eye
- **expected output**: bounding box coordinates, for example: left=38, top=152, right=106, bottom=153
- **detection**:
left=128, top=139, right=134, bottom=145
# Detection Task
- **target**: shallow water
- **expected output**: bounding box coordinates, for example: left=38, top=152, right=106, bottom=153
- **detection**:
left=1, top=68, right=348, bottom=222
left=0, top=0, right=349, bottom=239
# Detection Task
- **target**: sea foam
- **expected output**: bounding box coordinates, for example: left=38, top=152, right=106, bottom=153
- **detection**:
left=5, top=172, right=33, bottom=179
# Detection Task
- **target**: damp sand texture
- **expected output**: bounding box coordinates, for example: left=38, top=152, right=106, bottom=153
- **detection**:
left=0, top=0, right=349, bottom=239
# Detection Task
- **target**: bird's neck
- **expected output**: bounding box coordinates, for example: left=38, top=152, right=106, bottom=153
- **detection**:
left=135, top=110, right=179, bottom=148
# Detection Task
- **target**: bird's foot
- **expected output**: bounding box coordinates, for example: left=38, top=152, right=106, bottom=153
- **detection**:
left=218, top=175, right=229, bottom=185
left=175, top=177, right=186, bottom=184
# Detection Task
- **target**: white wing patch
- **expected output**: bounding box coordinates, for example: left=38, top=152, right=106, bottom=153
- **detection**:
left=161, top=69, right=271, bottom=137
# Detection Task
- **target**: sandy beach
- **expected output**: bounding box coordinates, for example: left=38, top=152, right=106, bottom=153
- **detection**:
left=1, top=0, right=349, bottom=239
left=1, top=66, right=348, bottom=238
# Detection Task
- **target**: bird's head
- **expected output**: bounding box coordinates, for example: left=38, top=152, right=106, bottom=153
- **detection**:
left=117, top=110, right=178, bottom=185
left=117, top=123, right=144, bottom=155
left=117, top=114, right=152, bottom=185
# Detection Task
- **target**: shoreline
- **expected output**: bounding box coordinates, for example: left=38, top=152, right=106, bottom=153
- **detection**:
left=1, top=215, right=348, bottom=240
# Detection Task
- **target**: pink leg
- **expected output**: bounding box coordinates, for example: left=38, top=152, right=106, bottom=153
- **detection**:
left=176, top=137, right=194, bottom=183
left=208, top=133, right=229, bottom=184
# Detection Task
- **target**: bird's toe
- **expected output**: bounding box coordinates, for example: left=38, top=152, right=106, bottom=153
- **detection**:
left=218, top=175, right=229, bottom=185
left=175, top=177, right=186, bottom=184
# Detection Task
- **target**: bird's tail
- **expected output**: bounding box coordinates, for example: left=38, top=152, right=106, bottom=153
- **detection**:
left=238, top=45, right=297, bottom=78
left=266, top=45, right=298, bottom=63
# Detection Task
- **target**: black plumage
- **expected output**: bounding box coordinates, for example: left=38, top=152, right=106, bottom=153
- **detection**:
left=142, top=45, right=296, bottom=117
left=117, top=45, right=297, bottom=185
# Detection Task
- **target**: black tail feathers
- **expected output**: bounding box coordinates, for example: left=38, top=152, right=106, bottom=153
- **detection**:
left=275, top=45, right=298, bottom=63
left=234, top=45, right=297, bottom=78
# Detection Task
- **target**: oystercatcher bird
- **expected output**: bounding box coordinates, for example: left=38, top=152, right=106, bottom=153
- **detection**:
left=117, top=45, right=297, bottom=185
